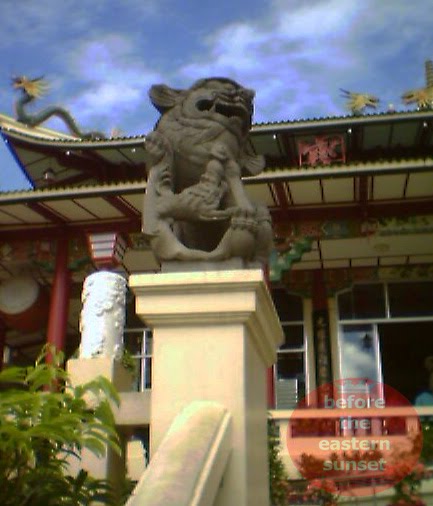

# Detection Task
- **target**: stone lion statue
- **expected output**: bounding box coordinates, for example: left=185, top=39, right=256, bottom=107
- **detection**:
left=142, top=77, right=273, bottom=266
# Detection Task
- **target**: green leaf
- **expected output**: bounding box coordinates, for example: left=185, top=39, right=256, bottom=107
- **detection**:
left=0, top=348, right=122, bottom=505
left=0, top=366, right=27, bottom=384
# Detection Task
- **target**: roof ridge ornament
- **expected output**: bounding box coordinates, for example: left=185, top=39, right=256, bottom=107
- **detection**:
left=340, top=88, right=379, bottom=115
left=402, top=59, right=433, bottom=110
left=12, top=75, right=105, bottom=140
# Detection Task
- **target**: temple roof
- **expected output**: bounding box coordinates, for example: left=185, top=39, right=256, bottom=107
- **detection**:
left=2, top=109, right=433, bottom=188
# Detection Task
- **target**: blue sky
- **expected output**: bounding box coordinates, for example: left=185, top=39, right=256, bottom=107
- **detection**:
left=0, top=0, right=432, bottom=191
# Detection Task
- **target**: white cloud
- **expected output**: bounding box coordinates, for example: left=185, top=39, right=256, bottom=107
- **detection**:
left=179, top=0, right=433, bottom=121
left=62, top=35, right=163, bottom=133
left=179, top=0, right=365, bottom=121
left=277, top=0, right=364, bottom=40
left=341, top=341, right=378, bottom=381
left=0, top=0, right=161, bottom=48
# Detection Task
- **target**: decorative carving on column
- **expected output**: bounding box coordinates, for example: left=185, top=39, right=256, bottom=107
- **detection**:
left=312, top=270, right=333, bottom=405
left=314, top=311, right=332, bottom=387
left=79, top=271, right=127, bottom=359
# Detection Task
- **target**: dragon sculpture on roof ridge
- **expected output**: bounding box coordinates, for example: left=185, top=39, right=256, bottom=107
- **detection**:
left=402, top=60, right=433, bottom=109
left=340, top=88, right=379, bottom=115
left=12, top=76, right=105, bottom=139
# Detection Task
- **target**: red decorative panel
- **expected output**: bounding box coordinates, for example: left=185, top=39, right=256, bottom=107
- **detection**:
left=298, top=135, right=346, bottom=166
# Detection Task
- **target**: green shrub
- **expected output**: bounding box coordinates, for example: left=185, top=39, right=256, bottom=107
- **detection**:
left=0, top=345, right=121, bottom=505
left=269, top=418, right=289, bottom=505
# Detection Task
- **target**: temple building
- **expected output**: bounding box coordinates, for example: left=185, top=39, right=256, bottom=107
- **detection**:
left=1, top=92, right=433, bottom=496
left=1, top=105, right=433, bottom=403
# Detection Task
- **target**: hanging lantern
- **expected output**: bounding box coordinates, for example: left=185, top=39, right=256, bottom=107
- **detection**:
left=86, top=232, right=127, bottom=269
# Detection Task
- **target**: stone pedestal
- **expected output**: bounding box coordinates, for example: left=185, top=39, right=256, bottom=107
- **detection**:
left=129, top=269, right=283, bottom=506
left=67, top=357, right=131, bottom=487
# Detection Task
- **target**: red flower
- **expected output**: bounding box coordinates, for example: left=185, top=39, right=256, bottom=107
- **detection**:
left=308, top=479, right=323, bottom=490
left=321, top=479, right=338, bottom=494
left=413, top=463, right=426, bottom=479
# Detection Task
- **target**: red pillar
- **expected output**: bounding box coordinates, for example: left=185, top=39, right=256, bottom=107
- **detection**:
left=263, top=263, right=276, bottom=409
left=46, top=238, right=71, bottom=359
left=312, top=269, right=327, bottom=311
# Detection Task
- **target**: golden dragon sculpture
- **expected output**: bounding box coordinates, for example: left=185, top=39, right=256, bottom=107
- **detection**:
left=12, top=76, right=105, bottom=139
left=340, top=89, right=379, bottom=115
left=402, top=60, right=433, bottom=109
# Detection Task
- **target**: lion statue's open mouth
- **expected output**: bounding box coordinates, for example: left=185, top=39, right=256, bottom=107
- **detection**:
left=196, top=98, right=251, bottom=121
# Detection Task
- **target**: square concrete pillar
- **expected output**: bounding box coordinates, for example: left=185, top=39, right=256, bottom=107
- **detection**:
left=67, top=358, right=131, bottom=490
left=129, top=269, right=283, bottom=506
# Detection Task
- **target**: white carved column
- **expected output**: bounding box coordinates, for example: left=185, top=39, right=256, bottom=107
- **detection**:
left=79, top=271, right=127, bottom=359
left=129, top=269, right=284, bottom=506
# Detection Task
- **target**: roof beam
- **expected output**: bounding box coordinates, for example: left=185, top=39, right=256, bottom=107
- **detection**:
left=27, top=202, right=67, bottom=225
left=356, top=175, right=369, bottom=216
left=6, top=135, right=146, bottom=184
left=0, top=219, right=141, bottom=242
left=272, top=182, right=290, bottom=211
left=11, top=140, right=105, bottom=181
left=103, top=195, right=141, bottom=221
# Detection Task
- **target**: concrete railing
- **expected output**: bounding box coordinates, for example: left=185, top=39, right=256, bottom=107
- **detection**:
left=125, top=401, right=232, bottom=506
left=270, top=406, right=433, bottom=504
left=114, top=390, right=151, bottom=427
left=269, top=406, right=433, bottom=477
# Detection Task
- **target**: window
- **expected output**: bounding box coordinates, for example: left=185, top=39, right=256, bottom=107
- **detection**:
left=388, top=281, right=433, bottom=317
left=123, top=328, right=153, bottom=391
left=124, top=291, right=152, bottom=391
left=272, top=288, right=303, bottom=321
left=338, top=281, right=433, bottom=321
left=338, top=283, right=386, bottom=320
left=337, top=281, right=433, bottom=405
left=339, top=324, right=381, bottom=384
left=272, top=287, right=306, bottom=409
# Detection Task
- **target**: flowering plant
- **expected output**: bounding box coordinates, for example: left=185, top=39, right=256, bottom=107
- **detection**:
left=285, top=479, right=339, bottom=505
left=386, top=462, right=427, bottom=506
left=306, top=479, right=339, bottom=506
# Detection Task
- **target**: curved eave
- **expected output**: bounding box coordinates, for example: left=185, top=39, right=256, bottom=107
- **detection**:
left=3, top=108, right=433, bottom=145
left=246, top=157, right=433, bottom=182
left=0, top=179, right=147, bottom=204
left=0, top=123, right=146, bottom=149
left=251, top=108, right=433, bottom=132
left=0, top=114, right=148, bottom=187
